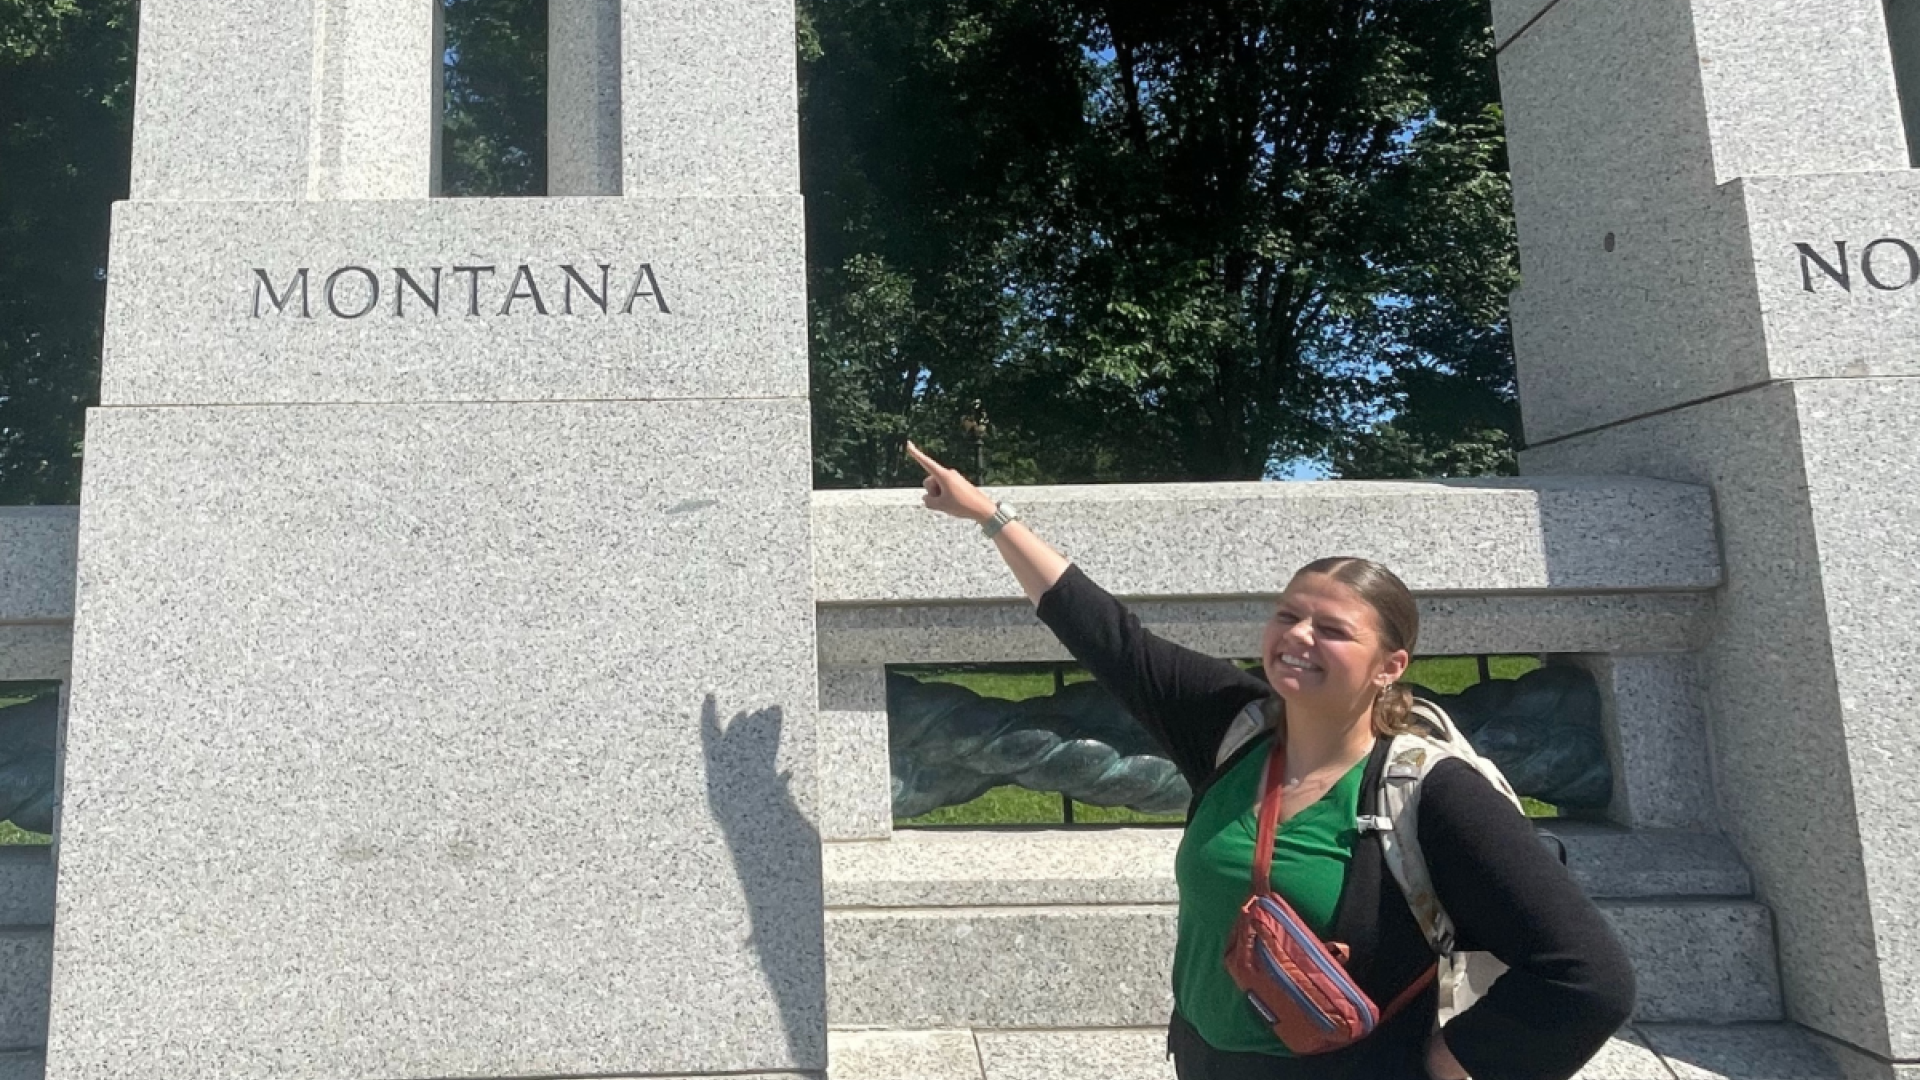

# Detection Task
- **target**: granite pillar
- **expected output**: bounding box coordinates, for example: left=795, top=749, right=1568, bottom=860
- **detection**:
left=128, top=0, right=319, bottom=200
left=53, top=2, right=822, bottom=1079
left=1498, top=0, right=1920, bottom=1069
left=817, top=666, right=894, bottom=841
left=307, top=0, right=441, bottom=200
left=549, top=0, right=624, bottom=196
left=620, top=0, right=801, bottom=196
left=131, top=0, right=440, bottom=202
left=1571, top=654, right=1717, bottom=831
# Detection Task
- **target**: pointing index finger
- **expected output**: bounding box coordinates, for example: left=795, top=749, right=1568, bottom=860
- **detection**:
left=904, top=440, right=943, bottom=476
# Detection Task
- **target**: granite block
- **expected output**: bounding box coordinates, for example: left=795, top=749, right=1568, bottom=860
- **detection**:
left=0, top=931, right=50, bottom=1050
left=131, top=1, right=445, bottom=201
left=1551, top=823, right=1751, bottom=900
left=1643, top=1024, right=1844, bottom=1080
left=307, top=0, right=439, bottom=200
left=1689, top=0, right=1907, bottom=181
left=825, top=897, right=1771, bottom=1029
left=1525, top=385, right=1892, bottom=1053
left=975, top=1030, right=1174, bottom=1080
left=1570, top=1029, right=1672, bottom=1080
left=51, top=400, right=824, bottom=1079
left=829, top=1031, right=983, bottom=1080
left=1409, top=593, right=1712, bottom=657
left=825, top=906, right=1177, bottom=1029
left=0, top=849, right=54, bottom=928
left=0, top=627, right=71, bottom=685
left=1792, top=378, right=1920, bottom=1057
left=815, top=593, right=1712, bottom=667
left=1490, top=0, right=1560, bottom=50
left=1498, top=0, right=1765, bottom=443
left=1811, top=1033, right=1920, bottom=1080
left=1502, top=0, right=1907, bottom=439
left=1738, top=171, right=1920, bottom=383
left=0, top=511, right=77, bottom=625
left=549, top=0, right=625, bottom=196
left=1575, top=655, right=1718, bottom=829
left=128, top=0, right=316, bottom=200
left=1891, top=0, right=1920, bottom=162
left=812, top=478, right=1720, bottom=604
left=823, top=829, right=1182, bottom=909
left=818, top=667, right=892, bottom=841
left=621, top=0, right=800, bottom=196
left=1607, top=901, right=1782, bottom=1023
left=825, top=825, right=1747, bottom=909
left=102, top=197, right=805, bottom=406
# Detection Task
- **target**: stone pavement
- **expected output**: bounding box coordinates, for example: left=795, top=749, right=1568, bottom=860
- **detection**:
left=828, top=1024, right=1846, bottom=1080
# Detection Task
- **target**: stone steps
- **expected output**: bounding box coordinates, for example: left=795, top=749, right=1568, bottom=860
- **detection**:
left=823, top=823, right=1754, bottom=907
left=0, top=931, right=49, bottom=1053
left=0, top=847, right=52, bottom=1061
left=824, top=826, right=1781, bottom=1030
left=826, top=1024, right=1845, bottom=1080
left=0, top=828, right=1793, bottom=1075
left=824, top=897, right=1780, bottom=1029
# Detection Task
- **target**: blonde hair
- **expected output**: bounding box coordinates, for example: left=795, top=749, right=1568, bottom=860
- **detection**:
left=1291, top=556, right=1420, bottom=737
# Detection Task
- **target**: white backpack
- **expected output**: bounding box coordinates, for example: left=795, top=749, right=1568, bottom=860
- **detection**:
left=1214, top=696, right=1524, bottom=1016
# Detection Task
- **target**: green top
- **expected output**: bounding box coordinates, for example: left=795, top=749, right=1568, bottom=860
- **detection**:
left=1172, top=735, right=1367, bottom=1055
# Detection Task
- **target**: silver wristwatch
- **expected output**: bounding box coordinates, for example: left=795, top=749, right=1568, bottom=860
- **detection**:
left=980, top=501, right=1020, bottom=539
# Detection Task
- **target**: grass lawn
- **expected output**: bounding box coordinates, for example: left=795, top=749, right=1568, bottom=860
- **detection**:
left=896, top=655, right=1557, bottom=826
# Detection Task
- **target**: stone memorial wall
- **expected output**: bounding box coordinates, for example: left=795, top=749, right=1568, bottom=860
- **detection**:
left=0, top=1, right=1917, bottom=1079
left=48, top=2, right=826, bottom=1079
left=1498, top=0, right=1920, bottom=1073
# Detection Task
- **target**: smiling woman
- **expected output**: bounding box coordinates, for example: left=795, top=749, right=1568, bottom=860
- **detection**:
left=902, top=441, right=1636, bottom=1080
left=1262, top=559, right=1416, bottom=745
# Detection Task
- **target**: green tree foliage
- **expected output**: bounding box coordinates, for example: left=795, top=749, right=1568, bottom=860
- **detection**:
left=801, top=0, right=1520, bottom=486
left=440, top=0, right=546, bottom=198
left=0, top=1, right=1517, bottom=503
left=0, top=0, right=135, bottom=503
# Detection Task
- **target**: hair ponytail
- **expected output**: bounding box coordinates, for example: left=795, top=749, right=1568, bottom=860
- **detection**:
left=1372, top=681, right=1416, bottom=737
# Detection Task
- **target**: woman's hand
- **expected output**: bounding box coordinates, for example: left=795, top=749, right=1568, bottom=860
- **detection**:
left=906, top=441, right=999, bottom=523
left=903, top=439, right=1068, bottom=603
left=1425, top=1030, right=1469, bottom=1080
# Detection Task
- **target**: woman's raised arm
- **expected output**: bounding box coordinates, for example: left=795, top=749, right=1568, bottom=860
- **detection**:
left=904, top=441, right=1267, bottom=783
left=907, top=440, right=1067, bottom=605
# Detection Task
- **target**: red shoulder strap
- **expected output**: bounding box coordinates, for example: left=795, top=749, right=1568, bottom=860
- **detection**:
left=1251, top=737, right=1287, bottom=896
left=1380, top=963, right=1439, bottom=1021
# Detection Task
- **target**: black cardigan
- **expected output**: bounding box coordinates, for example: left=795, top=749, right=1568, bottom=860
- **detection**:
left=1036, top=565, right=1636, bottom=1080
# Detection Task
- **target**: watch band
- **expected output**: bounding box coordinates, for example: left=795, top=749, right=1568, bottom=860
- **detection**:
left=980, top=501, right=1020, bottom=539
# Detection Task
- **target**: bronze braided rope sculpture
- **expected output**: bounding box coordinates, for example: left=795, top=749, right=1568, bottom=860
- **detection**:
left=0, top=692, right=56, bottom=835
left=888, top=665, right=1611, bottom=819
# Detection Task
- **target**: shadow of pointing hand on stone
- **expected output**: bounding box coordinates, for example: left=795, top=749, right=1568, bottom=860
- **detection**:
left=699, top=694, right=827, bottom=1069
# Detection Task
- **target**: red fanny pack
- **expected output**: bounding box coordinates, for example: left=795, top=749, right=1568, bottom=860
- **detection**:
left=1223, top=739, right=1435, bottom=1055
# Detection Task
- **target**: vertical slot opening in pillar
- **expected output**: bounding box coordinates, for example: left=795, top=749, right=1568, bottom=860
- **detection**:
left=1887, top=0, right=1920, bottom=165
left=439, top=0, right=550, bottom=196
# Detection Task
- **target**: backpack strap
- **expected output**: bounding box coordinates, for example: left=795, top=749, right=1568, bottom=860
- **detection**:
left=1370, top=698, right=1527, bottom=958
left=1373, top=732, right=1457, bottom=955
left=1215, top=698, right=1274, bottom=770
